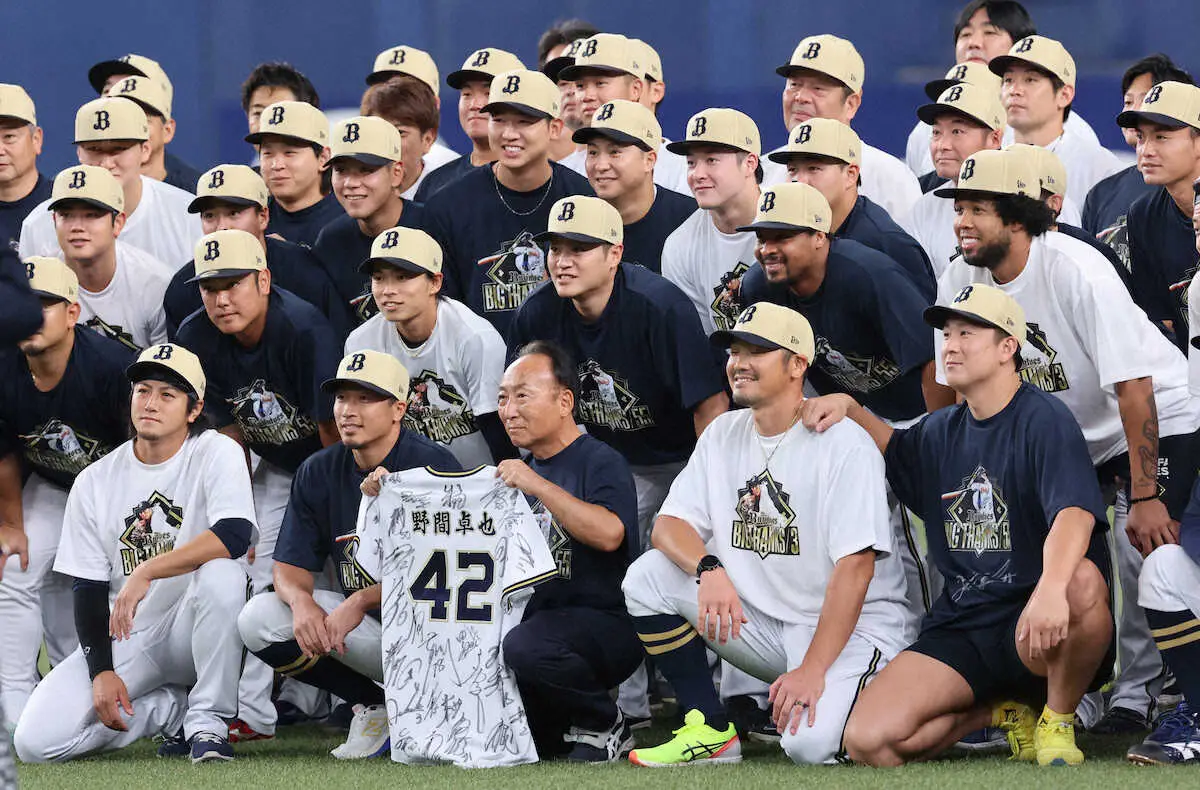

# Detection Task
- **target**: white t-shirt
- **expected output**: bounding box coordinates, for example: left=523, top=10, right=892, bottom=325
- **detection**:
left=75, top=241, right=171, bottom=352
left=658, top=409, right=916, bottom=657
left=935, top=232, right=1200, bottom=464
left=54, top=431, right=257, bottom=631
left=344, top=297, right=506, bottom=469
left=905, top=111, right=1104, bottom=175
left=20, top=176, right=201, bottom=271
left=765, top=142, right=920, bottom=222
left=660, top=208, right=759, bottom=336
left=356, top=466, right=556, bottom=768
left=1045, top=126, right=1124, bottom=211
left=402, top=141, right=461, bottom=201
left=560, top=141, right=692, bottom=196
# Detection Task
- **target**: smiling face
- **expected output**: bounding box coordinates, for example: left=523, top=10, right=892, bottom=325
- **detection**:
left=546, top=238, right=620, bottom=300
left=369, top=264, right=441, bottom=324
left=685, top=146, right=755, bottom=210
left=781, top=70, right=859, bottom=131
left=585, top=138, right=654, bottom=199
left=726, top=339, right=804, bottom=409
left=930, top=115, right=1001, bottom=180
left=1134, top=122, right=1200, bottom=188
left=333, top=385, right=404, bottom=449
left=753, top=228, right=824, bottom=289
left=53, top=204, right=123, bottom=262
left=953, top=197, right=1012, bottom=270
left=488, top=110, right=556, bottom=171
left=258, top=139, right=327, bottom=204
left=331, top=158, right=403, bottom=220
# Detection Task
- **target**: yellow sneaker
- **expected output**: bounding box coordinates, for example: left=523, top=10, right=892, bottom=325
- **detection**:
left=1034, top=707, right=1084, bottom=766
left=992, top=700, right=1037, bottom=762
left=628, top=709, right=741, bottom=767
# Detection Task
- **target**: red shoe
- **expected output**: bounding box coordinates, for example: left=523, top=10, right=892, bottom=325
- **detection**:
left=228, top=719, right=274, bottom=743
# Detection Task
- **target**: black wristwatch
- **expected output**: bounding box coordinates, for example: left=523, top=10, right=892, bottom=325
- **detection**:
left=696, top=554, right=724, bottom=578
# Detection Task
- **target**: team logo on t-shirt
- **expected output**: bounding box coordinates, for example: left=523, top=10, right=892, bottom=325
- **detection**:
left=119, top=491, right=183, bottom=575
left=1019, top=322, right=1069, bottom=393
left=533, top=506, right=572, bottom=579
left=229, top=379, right=317, bottom=446
left=405, top=371, right=479, bottom=445
left=710, top=263, right=750, bottom=331
left=942, top=466, right=1011, bottom=556
left=732, top=469, right=799, bottom=558
left=813, top=337, right=901, bottom=393
left=1095, top=217, right=1132, bottom=276
left=337, top=534, right=379, bottom=592
left=575, top=360, right=654, bottom=431
left=85, top=316, right=140, bottom=352
left=18, top=419, right=110, bottom=476
left=477, top=231, right=546, bottom=313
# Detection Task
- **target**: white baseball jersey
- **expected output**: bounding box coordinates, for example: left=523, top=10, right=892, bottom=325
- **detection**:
left=905, top=111, right=1105, bottom=175
left=560, top=141, right=692, bottom=196
left=74, top=241, right=171, bottom=352
left=1187, top=274, right=1200, bottom=398
left=54, top=431, right=257, bottom=631
left=344, top=297, right=506, bottom=469
left=355, top=466, right=556, bottom=768
left=20, top=176, right=202, bottom=270
left=658, top=409, right=916, bottom=657
left=764, top=143, right=920, bottom=222
left=660, top=208, right=759, bottom=335
left=936, top=232, right=1200, bottom=463
left=402, top=141, right=461, bottom=201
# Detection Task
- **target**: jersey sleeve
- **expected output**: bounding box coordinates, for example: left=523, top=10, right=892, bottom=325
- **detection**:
left=658, top=424, right=716, bottom=542
left=274, top=458, right=331, bottom=572
left=52, top=472, right=111, bottom=582
left=883, top=419, right=929, bottom=516
left=819, top=425, right=894, bottom=562
left=864, top=259, right=935, bottom=374
left=653, top=291, right=727, bottom=410
left=202, top=435, right=259, bottom=532
left=583, top=445, right=639, bottom=553
left=500, top=502, right=558, bottom=603
left=659, top=225, right=710, bottom=329
left=1026, top=399, right=1108, bottom=527
left=459, top=317, right=506, bottom=418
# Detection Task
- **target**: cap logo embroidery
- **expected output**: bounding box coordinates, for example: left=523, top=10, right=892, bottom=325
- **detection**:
left=596, top=103, right=615, bottom=122
left=346, top=353, right=366, bottom=372
left=738, top=305, right=758, bottom=324
left=68, top=171, right=87, bottom=189
left=267, top=106, right=285, bottom=125
left=119, top=78, right=137, bottom=94
left=952, top=65, right=968, bottom=81
left=152, top=345, right=174, bottom=361
left=382, top=230, right=399, bottom=248
left=1014, top=37, right=1035, bottom=54
left=343, top=122, right=360, bottom=143
left=961, top=158, right=976, bottom=180
left=389, top=49, right=406, bottom=66
left=759, top=192, right=776, bottom=213
left=207, top=170, right=225, bottom=189
left=24, top=262, right=35, bottom=279
left=555, top=201, right=576, bottom=222
left=203, top=240, right=221, bottom=261
left=93, top=110, right=110, bottom=131
left=581, top=39, right=598, bottom=58
left=471, top=50, right=490, bottom=68
left=794, top=124, right=812, bottom=144
left=953, top=285, right=974, bottom=303
left=501, top=75, right=521, bottom=94
left=945, top=86, right=964, bottom=103
left=801, top=41, right=822, bottom=60
left=1145, top=85, right=1162, bottom=105
left=690, top=116, right=707, bottom=137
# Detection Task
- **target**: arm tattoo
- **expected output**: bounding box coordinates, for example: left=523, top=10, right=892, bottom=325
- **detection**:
left=1137, top=391, right=1159, bottom=485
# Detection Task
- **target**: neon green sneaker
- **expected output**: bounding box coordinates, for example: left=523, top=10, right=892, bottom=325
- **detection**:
left=1034, top=708, right=1084, bottom=766
left=992, top=700, right=1036, bottom=762
left=628, top=709, right=741, bottom=767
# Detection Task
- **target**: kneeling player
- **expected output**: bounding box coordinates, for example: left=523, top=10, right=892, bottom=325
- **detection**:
left=237, top=350, right=459, bottom=759
left=14, top=344, right=256, bottom=764
left=624, top=303, right=916, bottom=767
left=804, top=285, right=1113, bottom=766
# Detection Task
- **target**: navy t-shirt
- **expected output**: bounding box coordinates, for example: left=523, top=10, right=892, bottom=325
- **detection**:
left=0, top=173, right=51, bottom=254
left=1082, top=164, right=1154, bottom=237
left=177, top=288, right=342, bottom=473
left=163, top=152, right=203, bottom=195
left=415, top=156, right=481, bottom=203
left=0, top=328, right=134, bottom=489
left=508, top=264, right=727, bottom=466
left=266, top=192, right=345, bottom=248
left=525, top=434, right=638, bottom=615
left=740, top=237, right=933, bottom=422
left=312, top=201, right=426, bottom=325
left=1127, top=187, right=1198, bottom=352
left=163, top=236, right=351, bottom=340
left=274, top=429, right=461, bottom=598
left=424, top=162, right=593, bottom=336
left=622, top=188, right=698, bottom=274
left=885, top=383, right=1109, bottom=632
left=838, top=195, right=935, bottom=300
left=918, top=171, right=949, bottom=194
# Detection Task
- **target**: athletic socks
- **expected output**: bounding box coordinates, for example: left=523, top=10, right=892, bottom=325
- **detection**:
left=254, top=640, right=385, bottom=706
left=633, top=613, right=728, bottom=730
left=1146, top=609, right=1200, bottom=707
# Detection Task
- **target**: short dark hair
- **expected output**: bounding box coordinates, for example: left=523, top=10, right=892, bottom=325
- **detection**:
left=952, top=1, right=1036, bottom=45
left=734, top=151, right=765, bottom=184
left=516, top=340, right=579, bottom=401
left=537, top=19, right=600, bottom=68
left=361, top=76, right=439, bottom=135
left=992, top=193, right=1055, bottom=236
left=240, top=62, right=320, bottom=113
left=126, top=380, right=211, bottom=437
left=1047, top=74, right=1073, bottom=122
left=1121, top=54, right=1194, bottom=95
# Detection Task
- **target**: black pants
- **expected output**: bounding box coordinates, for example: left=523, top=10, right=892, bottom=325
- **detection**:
left=503, top=607, right=643, bottom=756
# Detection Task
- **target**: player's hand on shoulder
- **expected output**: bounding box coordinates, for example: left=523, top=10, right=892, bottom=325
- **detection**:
left=801, top=394, right=855, bottom=433
left=110, top=567, right=151, bottom=641
left=292, top=596, right=332, bottom=658
left=361, top=466, right=390, bottom=498
left=495, top=459, right=544, bottom=495
left=769, top=662, right=826, bottom=733
left=1125, top=498, right=1178, bottom=557
left=0, top=524, right=29, bottom=581
left=325, top=596, right=366, bottom=656
left=92, top=671, right=134, bottom=732
left=697, top=568, right=747, bottom=645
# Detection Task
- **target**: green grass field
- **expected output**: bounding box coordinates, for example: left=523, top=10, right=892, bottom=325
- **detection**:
left=15, top=722, right=1198, bottom=790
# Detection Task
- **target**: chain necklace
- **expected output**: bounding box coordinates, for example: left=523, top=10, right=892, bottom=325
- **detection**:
left=493, top=165, right=555, bottom=217
left=754, top=407, right=802, bottom=474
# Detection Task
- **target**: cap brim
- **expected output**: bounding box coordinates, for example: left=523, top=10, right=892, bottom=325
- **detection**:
left=988, top=55, right=1060, bottom=82
left=446, top=69, right=493, bottom=90
left=125, top=361, right=199, bottom=397
left=244, top=131, right=322, bottom=146
left=924, top=79, right=960, bottom=101
left=88, top=60, right=147, bottom=94
left=120, top=96, right=166, bottom=120
left=358, top=256, right=435, bottom=275
left=530, top=230, right=607, bottom=245
left=932, top=185, right=1011, bottom=200
left=186, top=195, right=261, bottom=214
left=924, top=304, right=1017, bottom=344
left=735, top=220, right=817, bottom=233
left=47, top=197, right=120, bottom=214
left=365, top=70, right=401, bottom=86
left=572, top=127, right=653, bottom=150
left=1116, top=109, right=1192, bottom=130
left=765, top=149, right=847, bottom=166
left=28, top=288, right=71, bottom=303
left=1191, top=335, right=1200, bottom=351
left=558, top=64, right=630, bottom=82
left=327, top=152, right=394, bottom=168
left=0, top=112, right=35, bottom=126
left=541, top=55, right=574, bottom=82
left=710, top=328, right=786, bottom=352
left=480, top=101, right=552, bottom=120
left=664, top=139, right=747, bottom=156
left=186, top=267, right=261, bottom=284
left=775, top=64, right=851, bottom=90
left=916, top=102, right=990, bottom=127
left=319, top=376, right=397, bottom=399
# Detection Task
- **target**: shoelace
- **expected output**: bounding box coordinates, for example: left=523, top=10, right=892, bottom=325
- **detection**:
left=192, top=732, right=226, bottom=745
left=1152, top=704, right=1195, bottom=739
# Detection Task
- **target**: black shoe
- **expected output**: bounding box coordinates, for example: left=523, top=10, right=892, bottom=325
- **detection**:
left=623, top=713, right=652, bottom=731
left=325, top=702, right=355, bottom=731
left=190, top=731, right=234, bottom=763
left=1090, top=705, right=1150, bottom=735
left=564, top=712, right=635, bottom=763
left=725, top=694, right=780, bottom=744
left=155, top=729, right=189, bottom=758
left=274, top=700, right=311, bottom=727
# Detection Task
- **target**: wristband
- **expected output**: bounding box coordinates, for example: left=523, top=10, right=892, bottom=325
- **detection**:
left=1129, top=494, right=1159, bottom=505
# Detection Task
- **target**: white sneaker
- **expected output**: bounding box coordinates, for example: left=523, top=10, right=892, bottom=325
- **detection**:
left=330, top=704, right=390, bottom=760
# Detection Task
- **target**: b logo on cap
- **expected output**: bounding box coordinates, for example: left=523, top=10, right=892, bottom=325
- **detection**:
left=207, top=170, right=225, bottom=190
left=68, top=171, right=87, bottom=189
left=119, top=78, right=137, bottom=94
left=737, top=305, right=757, bottom=324
left=556, top=201, right=576, bottom=222
left=389, top=49, right=406, bottom=65
left=267, top=106, right=285, bottom=125
left=471, top=50, right=490, bottom=68
left=961, top=158, right=976, bottom=181
left=502, top=75, right=521, bottom=94
left=690, top=116, right=708, bottom=138
left=381, top=230, right=399, bottom=248
left=801, top=41, right=822, bottom=60
left=203, top=240, right=221, bottom=261
left=596, top=103, right=615, bottom=122
left=152, top=345, right=173, bottom=361
left=343, top=123, right=360, bottom=143
left=24, top=262, right=35, bottom=279
left=1014, top=37, right=1034, bottom=54
left=794, top=124, right=812, bottom=144
left=759, top=192, right=777, bottom=213
left=945, top=86, right=964, bottom=103
left=1145, top=85, right=1163, bottom=105
left=581, top=39, right=598, bottom=57
left=953, top=285, right=974, bottom=303
left=346, top=353, right=367, bottom=372
left=952, top=65, right=968, bottom=81
left=93, top=110, right=110, bottom=131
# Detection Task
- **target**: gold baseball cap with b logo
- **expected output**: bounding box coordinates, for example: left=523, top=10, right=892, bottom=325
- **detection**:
left=104, top=75, right=172, bottom=120
left=88, top=53, right=173, bottom=101
left=188, top=164, right=269, bottom=213
left=925, top=284, right=1026, bottom=348
left=321, top=350, right=410, bottom=402
left=244, top=101, right=329, bottom=146
left=711, top=303, right=816, bottom=364
left=559, top=33, right=643, bottom=81
left=934, top=148, right=1039, bottom=199
left=632, top=39, right=663, bottom=83
left=1005, top=143, right=1068, bottom=198
left=776, top=34, right=865, bottom=94
left=1117, top=81, right=1200, bottom=132
left=924, top=61, right=1001, bottom=101
left=535, top=196, right=623, bottom=246
left=187, top=229, right=267, bottom=283
left=666, top=108, right=761, bottom=156
left=916, top=82, right=1005, bottom=131
left=573, top=100, right=662, bottom=152
left=989, top=35, right=1075, bottom=88
left=74, top=97, right=149, bottom=144
left=48, top=165, right=124, bottom=214
left=127, top=343, right=207, bottom=400
left=482, top=70, right=560, bottom=120
left=360, top=226, right=444, bottom=275
left=329, top=116, right=403, bottom=167
left=447, top=48, right=526, bottom=89
left=367, top=45, right=440, bottom=97
left=24, top=257, right=79, bottom=304
left=737, top=182, right=832, bottom=234
left=0, top=84, right=37, bottom=126
left=768, top=117, right=861, bottom=166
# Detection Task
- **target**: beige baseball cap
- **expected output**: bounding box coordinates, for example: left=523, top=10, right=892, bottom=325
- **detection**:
left=366, top=45, right=440, bottom=97
left=1005, top=143, right=1068, bottom=198
left=127, top=343, right=206, bottom=399
left=48, top=165, right=124, bottom=214
left=360, top=226, right=444, bottom=276
left=321, top=350, right=410, bottom=401
left=244, top=101, right=329, bottom=146
left=776, top=34, right=864, bottom=94
left=24, top=257, right=79, bottom=304
left=934, top=148, right=1040, bottom=199
left=666, top=108, right=761, bottom=156
left=1117, top=81, right=1200, bottom=132
left=74, top=97, right=149, bottom=144
left=924, top=61, right=1001, bottom=101
left=535, top=196, right=624, bottom=246
left=104, top=75, right=172, bottom=120
left=989, top=35, right=1075, bottom=88
left=916, top=82, right=1006, bottom=131
left=0, top=84, right=37, bottom=126
left=767, top=117, right=861, bottom=166
left=542, top=36, right=588, bottom=83
left=88, top=54, right=173, bottom=102
left=737, top=181, right=832, bottom=234
left=446, top=48, right=526, bottom=89
left=632, top=39, right=664, bottom=83
left=573, top=100, right=662, bottom=151
left=712, top=302, right=816, bottom=363
left=482, top=70, right=561, bottom=120
left=188, top=165, right=269, bottom=213
left=188, top=229, right=267, bottom=283
left=559, top=33, right=643, bottom=81
left=329, top=116, right=402, bottom=167
left=925, top=283, right=1026, bottom=349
